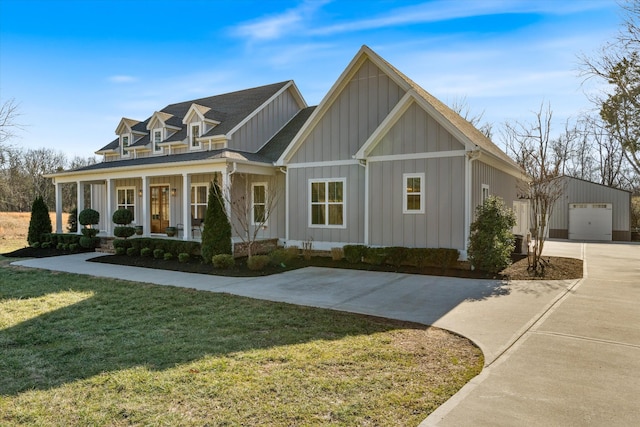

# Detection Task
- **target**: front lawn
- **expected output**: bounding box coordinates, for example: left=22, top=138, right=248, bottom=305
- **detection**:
left=0, top=259, right=482, bottom=426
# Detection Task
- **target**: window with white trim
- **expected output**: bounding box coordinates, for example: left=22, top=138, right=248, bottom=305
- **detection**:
left=190, top=184, right=208, bottom=219
left=309, top=178, right=345, bottom=227
left=403, top=173, right=424, bottom=214
left=117, top=187, right=136, bottom=222
left=153, top=129, right=162, bottom=152
left=481, top=184, right=490, bottom=204
left=121, top=135, right=130, bottom=157
left=252, top=182, right=267, bottom=225
left=191, top=124, right=200, bottom=148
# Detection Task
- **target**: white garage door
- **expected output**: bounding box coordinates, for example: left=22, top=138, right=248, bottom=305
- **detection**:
left=568, top=203, right=612, bottom=241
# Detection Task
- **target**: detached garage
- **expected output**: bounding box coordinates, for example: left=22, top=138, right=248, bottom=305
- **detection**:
left=549, top=177, right=631, bottom=242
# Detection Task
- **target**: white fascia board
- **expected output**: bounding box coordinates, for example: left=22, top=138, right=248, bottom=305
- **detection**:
left=354, top=92, right=414, bottom=159
left=227, top=81, right=300, bottom=138
left=115, top=117, right=139, bottom=135
left=182, top=105, right=208, bottom=125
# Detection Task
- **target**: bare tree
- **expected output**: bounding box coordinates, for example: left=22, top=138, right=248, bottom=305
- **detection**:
left=449, top=96, right=493, bottom=139
left=222, top=174, right=280, bottom=258
left=0, top=98, right=21, bottom=145
left=502, top=103, right=566, bottom=273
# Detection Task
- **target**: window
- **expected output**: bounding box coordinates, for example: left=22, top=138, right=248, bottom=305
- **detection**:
left=191, top=125, right=200, bottom=148
left=481, top=184, right=490, bottom=204
left=153, top=129, right=162, bottom=152
left=252, top=183, right=267, bottom=225
left=117, top=188, right=136, bottom=221
left=403, top=173, right=424, bottom=214
left=121, top=135, right=129, bottom=157
left=191, top=184, right=208, bottom=219
left=309, top=178, right=345, bottom=227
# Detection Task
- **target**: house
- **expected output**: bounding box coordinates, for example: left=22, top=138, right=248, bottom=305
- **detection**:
left=548, top=176, right=631, bottom=241
left=50, top=45, right=527, bottom=259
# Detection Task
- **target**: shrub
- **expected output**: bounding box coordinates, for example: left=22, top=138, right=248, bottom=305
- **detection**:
left=363, top=247, right=386, bottom=266
left=41, top=242, right=51, bottom=249
left=247, top=255, right=270, bottom=271
left=468, top=196, right=516, bottom=274
left=27, top=196, right=53, bottom=245
left=114, top=226, right=136, bottom=239
left=32, top=241, right=41, bottom=248
left=78, top=208, right=100, bottom=227
left=126, top=247, right=139, bottom=257
left=163, top=252, right=174, bottom=261
left=331, top=247, right=344, bottom=261
left=178, top=253, right=190, bottom=263
left=269, top=248, right=296, bottom=266
left=67, top=207, right=78, bottom=233
left=113, top=239, right=132, bottom=250
left=141, top=247, right=152, bottom=257
left=286, top=246, right=299, bottom=258
left=112, top=208, right=133, bottom=226
left=115, top=247, right=126, bottom=255
left=69, top=243, right=79, bottom=252
left=385, top=247, right=407, bottom=268
left=201, top=181, right=232, bottom=263
left=343, top=245, right=367, bottom=264
left=212, top=253, right=235, bottom=269
left=153, top=248, right=165, bottom=259
left=79, top=236, right=99, bottom=249
left=81, top=228, right=99, bottom=238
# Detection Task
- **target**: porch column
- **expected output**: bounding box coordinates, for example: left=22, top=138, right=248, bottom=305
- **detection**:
left=54, top=181, right=63, bottom=233
left=141, top=176, right=149, bottom=236
left=76, top=181, right=84, bottom=235
left=183, top=173, right=192, bottom=241
left=222, top=169, right=232, bottom=221
left=106, top=179, right=114, bottom=236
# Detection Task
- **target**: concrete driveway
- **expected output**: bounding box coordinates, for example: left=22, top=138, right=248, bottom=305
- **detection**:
left=11, top=241, right=639, bottom=425
left=425, top=241, right=640, bottom=426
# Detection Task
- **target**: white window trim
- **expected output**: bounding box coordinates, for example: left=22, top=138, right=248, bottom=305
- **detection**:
left=191, top=184, right=208, bottom=219
left=481, top=184, right=490, bottom=204
left=153, top=128, right=163, bottom=153
left=116, top=187, right=136, bottom=223
left=121, top=134, right=130, bottom=158
left=308, top=177, right=347, bottom=229
left=251, top=182, right=268, bottom=226
left=190, top=123, right=201, bottom=150
left=403, top=173, right=425, bottom=214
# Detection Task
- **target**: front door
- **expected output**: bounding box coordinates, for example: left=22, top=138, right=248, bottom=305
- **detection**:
left=150, top=185, right=170, bottom=233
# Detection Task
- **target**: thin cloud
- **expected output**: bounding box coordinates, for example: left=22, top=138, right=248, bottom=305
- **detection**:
left=108, top=75, right=138, bottom=83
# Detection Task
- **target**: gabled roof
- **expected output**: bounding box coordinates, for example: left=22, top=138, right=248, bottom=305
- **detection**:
left=277, top=45, right=522, bottom=176
left=115, top=118, right=141, bottom=135
left=258, top=106, right=317, bottom=162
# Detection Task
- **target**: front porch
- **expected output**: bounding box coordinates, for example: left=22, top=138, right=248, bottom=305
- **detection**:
left=51, top=159, right=285, bottom=246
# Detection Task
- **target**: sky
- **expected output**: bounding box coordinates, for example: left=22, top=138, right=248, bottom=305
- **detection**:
left=0, top=0, right=622, bottom=160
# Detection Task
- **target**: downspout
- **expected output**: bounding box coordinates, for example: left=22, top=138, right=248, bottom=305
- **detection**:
left=357, top=159, right=368, bottom=245
left=278, top=167, right=288, bottom=245
left=464, top=147, right=481, bottom=260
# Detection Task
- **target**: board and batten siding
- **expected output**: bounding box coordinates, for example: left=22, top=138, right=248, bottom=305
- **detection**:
left=550, top=176, right=631, bottom=240
left=369, top=102, right=465, bottom=156
left=290, top=59, right=405, bottom=163
left=287, top=165, right=365, bottom=245
left=471, top=161, right=520, bottom=212
left=368, top=157, right=465, bottom=249
left=233, top=88, right=301, bottom=153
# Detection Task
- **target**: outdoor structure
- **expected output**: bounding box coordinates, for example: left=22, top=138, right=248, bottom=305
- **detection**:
left=49, top=45, right=526, bottom=258
left=548, top=176, right=631, bottom=241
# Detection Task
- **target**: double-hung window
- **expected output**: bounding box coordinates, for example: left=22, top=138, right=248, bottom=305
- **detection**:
left=191, top=184, right=208, bottom=219
left=252, top=183, right=267, bottom=225
left=309, top=178, right=345, bottom=227
left=153, top=129, right=162, bottom=152
left=481, top=184, right=490, bottom=204
left=191, top=125, right=200, bottom=148
left=403, top=173, right=424, bottom=214
left=121, top=135, right=130, bottom=157
left=117, top=188, right=136, bottom=221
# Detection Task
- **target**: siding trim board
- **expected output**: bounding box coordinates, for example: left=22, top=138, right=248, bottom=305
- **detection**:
left=367, top=150, right=466, bottom=162
left=287, top=159, right=360, bottom=169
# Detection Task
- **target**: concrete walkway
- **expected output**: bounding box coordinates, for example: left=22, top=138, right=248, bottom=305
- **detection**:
left=11, top=241, right=639, bottom=425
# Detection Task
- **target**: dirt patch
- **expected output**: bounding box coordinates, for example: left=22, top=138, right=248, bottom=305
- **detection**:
left=501, top=255, right=583, bottom=280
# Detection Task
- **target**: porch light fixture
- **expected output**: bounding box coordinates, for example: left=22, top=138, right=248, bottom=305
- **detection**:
left=138, top=189, right=143, bottom=197
left=171, top=188, right=177, bottom=197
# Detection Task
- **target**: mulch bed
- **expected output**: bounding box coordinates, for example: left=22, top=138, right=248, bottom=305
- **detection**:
left=3, top=247, right=583, bottom=281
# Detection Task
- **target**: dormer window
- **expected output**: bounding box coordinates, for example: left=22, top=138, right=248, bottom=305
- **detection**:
left=191, top=124, right=200, bottom=149
left=121, top=135, right=130, bottom=157
left=153, top=129, right=162, bottom=153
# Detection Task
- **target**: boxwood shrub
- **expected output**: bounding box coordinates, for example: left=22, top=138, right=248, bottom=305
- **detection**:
left=212, top=254, right=235, bottom=269
left=247, top=255, right=270, bottom=271
left=343, top=245, right=367, bottom=263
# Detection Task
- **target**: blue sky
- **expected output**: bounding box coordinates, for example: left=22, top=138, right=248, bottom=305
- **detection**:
left=0, top=0, right=621, bottom=159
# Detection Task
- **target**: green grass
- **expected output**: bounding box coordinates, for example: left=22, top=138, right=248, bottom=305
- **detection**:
left=0, top=259, right=482, bottom=426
